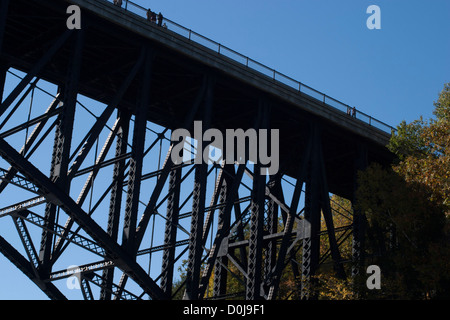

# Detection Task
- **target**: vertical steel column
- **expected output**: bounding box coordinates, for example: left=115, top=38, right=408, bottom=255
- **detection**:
left=264, top=178, right=280, bottom=298
left=351, top=143, right=368, bottom=278
left=0, top=0, right=9, bottom=104
left=0, top=0, right=9, bottom=56
left=246, top=101, right=269, bottom=300
left=122, top=47, right=152, bottom=254
left=246, top=164, right=265, bottom=300
left=50, top=50, right=145, bottom=264
left=264, top=187, right=278, bottom=282
left=0, top=64, right=7, bottom=103
left=198, top=163, right=246, bottom=299
left=184, top=156, right=208, bottom=299
left=266, top=139, right=311, bottom=299
left=160, top=163, right=182, bottom=296
left=134, top=78, right=207, bottom=247
left=113, top=78, right=209, bottom=299
left=212, top=164, right=234, bottom=298
left=263, top=121, right=281, bottom=289
left=301, top=124, right=321, bottom=300
left=184, top=75, right=214, bottom=300
left=100, top=110, right=130, bottom=300
left=38, top=30, right=83, bottom=275
left=317, top=141, right=346, bottom=279
left=39, top=109, right=61, bottom=273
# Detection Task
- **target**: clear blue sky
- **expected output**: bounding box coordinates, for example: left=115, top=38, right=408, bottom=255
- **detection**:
left=143, top=0, right=449, bottom=125
left=0, top=0, right=449, bottom=300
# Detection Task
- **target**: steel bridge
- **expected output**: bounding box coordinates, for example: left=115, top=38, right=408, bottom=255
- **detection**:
left=0, top=0, right=394, bottom=300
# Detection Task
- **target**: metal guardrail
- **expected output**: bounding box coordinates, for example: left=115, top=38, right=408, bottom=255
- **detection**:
left=105, top=0, right=396, bottom=135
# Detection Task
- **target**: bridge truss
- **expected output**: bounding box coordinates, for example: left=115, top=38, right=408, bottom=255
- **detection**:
left=0, top=0, right=387, bottom=300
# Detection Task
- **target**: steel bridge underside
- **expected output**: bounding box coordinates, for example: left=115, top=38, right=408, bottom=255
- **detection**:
left=0, top=0, right=393, bottom=300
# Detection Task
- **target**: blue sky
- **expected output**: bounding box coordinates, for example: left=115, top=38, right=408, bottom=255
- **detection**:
left=0, top=0, right=449, bottom=300
left=143, top=0, right=449, bottom=124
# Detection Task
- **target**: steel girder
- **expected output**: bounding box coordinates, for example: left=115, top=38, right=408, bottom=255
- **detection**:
left=0, top=26, right=364, bottom=301
left=0, top=0, right=8, bottom=57
left=351, top=144, right=369, bottom=282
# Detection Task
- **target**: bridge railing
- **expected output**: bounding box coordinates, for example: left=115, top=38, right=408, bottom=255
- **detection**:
left=106, top=0, right=396, bottom=135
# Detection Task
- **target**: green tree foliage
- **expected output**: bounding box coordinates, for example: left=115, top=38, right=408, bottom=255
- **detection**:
left=388, top=83, right=450, bottom=210
left=311, top=195, right=355, bottom=300
left=356, top=163, right=449, bottom=298
left=311, top=272, right=355, bottom=300
left=320, top=195, right=353, bottom=262
left=356, top=83, right=450, bottom=299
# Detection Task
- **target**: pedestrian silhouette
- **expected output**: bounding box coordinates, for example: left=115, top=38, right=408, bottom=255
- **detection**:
left=157, top=12, right=163, bottom=26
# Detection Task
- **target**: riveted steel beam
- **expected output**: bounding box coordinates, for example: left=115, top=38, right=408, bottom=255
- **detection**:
left=184, top=74, right=215, bottom=300
left=160, top=158, right=182, bottom=296
left=0, top=136, right=167, bottom=300
left=351, top=143, right=368, bottom=281
left=100, top=110, right=130, bottom=300
left=0, top=235, right=66, bottom=300
left=39, top=29, right=84, bottom=276
left=122, top=46, right=153, bottom=254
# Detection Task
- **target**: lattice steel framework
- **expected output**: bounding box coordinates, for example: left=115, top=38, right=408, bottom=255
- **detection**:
left=0, top=0, right=387, bottom=300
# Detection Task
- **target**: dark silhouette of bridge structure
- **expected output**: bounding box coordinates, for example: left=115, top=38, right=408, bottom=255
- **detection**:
left=0, top=0, right=394, bottom=300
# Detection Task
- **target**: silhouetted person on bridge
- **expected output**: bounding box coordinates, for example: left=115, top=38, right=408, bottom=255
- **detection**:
left=150, top=11, right=157, bottom=23
left=157, top=12, right=163, bottom=26
left=352, top=107, right=356, bottom=118
left=113, top=0, right=122, bottom=7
